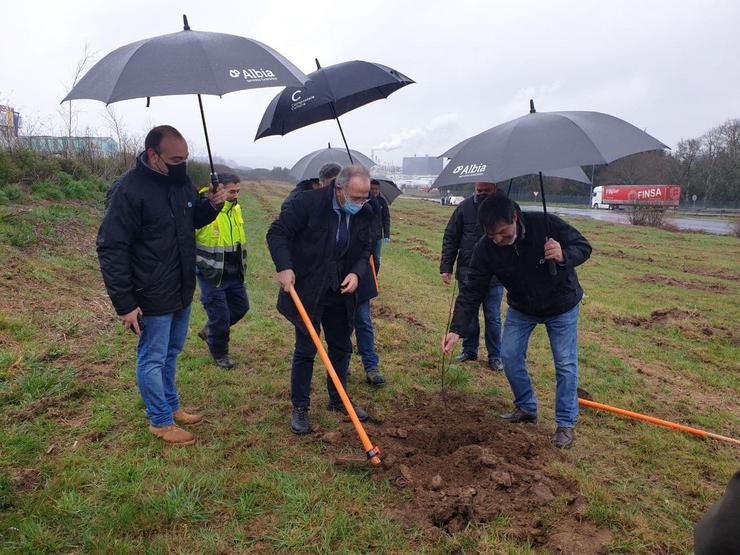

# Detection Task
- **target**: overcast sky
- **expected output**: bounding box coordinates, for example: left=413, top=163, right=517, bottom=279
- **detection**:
left=2, top=0, right=739, bottom=169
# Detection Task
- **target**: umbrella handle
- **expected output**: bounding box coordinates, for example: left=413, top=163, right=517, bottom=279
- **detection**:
left=288, top=285, right=381, bottom=465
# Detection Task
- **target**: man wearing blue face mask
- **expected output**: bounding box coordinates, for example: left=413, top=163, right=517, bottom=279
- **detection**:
left=267, top=165, right=374, bottom=435
left=97, top=125, right=226, bottom=445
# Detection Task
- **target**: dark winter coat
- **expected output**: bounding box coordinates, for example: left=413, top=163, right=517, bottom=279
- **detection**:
left=96, top=153, right=219, bottom=316
left=694, top=470, right=740, bottom=555
left=266, top=184, right=374, bottom=330
left=368, top=194, right=390, bottom=242
left=439, top=195, right=501, bottom=285
left=450, top=208, right=591, bottom=333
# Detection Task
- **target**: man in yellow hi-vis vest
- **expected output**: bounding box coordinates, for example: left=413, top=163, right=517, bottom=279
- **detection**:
left=195, top=173, right=249, bottom=369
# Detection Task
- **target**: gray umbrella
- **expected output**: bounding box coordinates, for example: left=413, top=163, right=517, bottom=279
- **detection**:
left=290, top=145, right=376, bottom=182
left=256, top=59, right=413, bottom=162
left=62, top=15, right=307, bottom=183
left=434, top=100, right=667, bottom=187
left=434, top=100, right=667, bottom=275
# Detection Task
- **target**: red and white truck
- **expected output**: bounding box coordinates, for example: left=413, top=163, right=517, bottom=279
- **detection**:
left=591, top=184, right=682, bottom=210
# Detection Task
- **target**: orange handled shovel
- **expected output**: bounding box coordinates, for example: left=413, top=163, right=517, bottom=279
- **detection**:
left=288, top=285, right=382, bottom=465
left=578, top=397, right=740, bottom=446
left=369, top=256, right=380, bottom=292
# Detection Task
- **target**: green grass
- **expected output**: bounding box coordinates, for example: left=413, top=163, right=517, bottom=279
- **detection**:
left=0, top=182, right=738, bottom=553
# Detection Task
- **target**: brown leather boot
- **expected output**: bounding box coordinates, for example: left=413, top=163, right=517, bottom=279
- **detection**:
left=173, top=409, right=203, bottom=426
left=148, top=424, right=195, bottom=445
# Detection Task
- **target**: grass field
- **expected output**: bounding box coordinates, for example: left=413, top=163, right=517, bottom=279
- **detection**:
left=0, top=181, right=738, bottom=554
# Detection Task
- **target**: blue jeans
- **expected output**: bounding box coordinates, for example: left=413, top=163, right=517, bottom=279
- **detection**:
left=372, top=239, right=383, bottom=273
left=198, top=273, right=249, bottom=357
left=291, top=289, right=352, bottom=408
left=500, top=304, right=580, bottom=428
left=136, top=304, right=192, bottom=427
left=462, top=284, right=503, bottom=361
left=354, top=300, right=379, bottom=371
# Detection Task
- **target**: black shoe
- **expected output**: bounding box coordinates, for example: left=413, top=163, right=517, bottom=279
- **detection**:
left=500, top=407, right=537, bottom=423
left=291, top=407, right=312, bottom=435
left=455, top=352, right=478, bottom=362
left=327, top=401, right=368, bottom=422
left=198, top=326, right=208, bottom=342
left=551, top=427, right=574, bottom=449
left=213, top=355, right=235, bottom=369
left=488, top=357, right=504, bottom=372
left=365, top=368, right=386, bottom=386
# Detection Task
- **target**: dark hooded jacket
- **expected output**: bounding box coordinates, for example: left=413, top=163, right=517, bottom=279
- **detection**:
left=450, top=207, right=591, bottom=333
left=96, top=153, right=219, bottom=316
left=440, top=194, right=500, bottom=285
left=266, top=184, right=373, bottom=330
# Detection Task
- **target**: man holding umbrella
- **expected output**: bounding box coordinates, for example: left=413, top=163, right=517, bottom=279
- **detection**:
left=267, top=165, right=374, bottom=435
left=440, top=181, right=504, bottom=371
left=281, top=162, right=341, bottom=210
left=97, top=125, right=226, bottom=445
left=442, top=194, right=591, bottom=449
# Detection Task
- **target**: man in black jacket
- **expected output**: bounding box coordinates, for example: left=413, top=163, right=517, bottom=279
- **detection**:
left=442, top=194, right=592, bottom=449
left=266, top=165, right=373, bottom=435
left=97, top=125, right=225, bottom=445
left=280, top=162, right=341, bottom=211
left=440, top=182, right=504, bottom=371
left=369, top=179, right=391, bottom=271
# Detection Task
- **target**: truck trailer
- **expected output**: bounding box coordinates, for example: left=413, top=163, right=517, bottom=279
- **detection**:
left=591, top=184, right=682, bottom=210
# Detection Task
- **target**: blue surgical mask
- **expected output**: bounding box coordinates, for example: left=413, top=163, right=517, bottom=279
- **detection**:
left=342, top=201, right=362, bottom=215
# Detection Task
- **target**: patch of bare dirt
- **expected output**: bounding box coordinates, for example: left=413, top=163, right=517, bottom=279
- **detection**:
left=682, top=266, right=740, bottom=282
left=635, top=274, right=728, bottom=292
left=326, top=393, right=612, bottom=554
left=401, top=237, right=437, bottom=261
left=613, top=307, right=700, bottom=328
left=374, top=303, right=429, bottom=330
left=10, top=468, right=42, bottom=492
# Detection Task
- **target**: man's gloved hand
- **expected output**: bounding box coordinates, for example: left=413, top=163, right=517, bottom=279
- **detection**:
left=383, top=237, right=390, bottom=244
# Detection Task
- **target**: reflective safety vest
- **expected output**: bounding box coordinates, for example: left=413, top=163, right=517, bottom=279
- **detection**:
left=195, top=187, right=247, bottom=286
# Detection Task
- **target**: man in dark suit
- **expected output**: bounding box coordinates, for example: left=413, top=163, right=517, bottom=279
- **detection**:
left=266, top=165, right=374, bottom=434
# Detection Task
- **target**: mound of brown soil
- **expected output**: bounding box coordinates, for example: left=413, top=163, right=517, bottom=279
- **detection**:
left=327, top=392, right=612, bottom=553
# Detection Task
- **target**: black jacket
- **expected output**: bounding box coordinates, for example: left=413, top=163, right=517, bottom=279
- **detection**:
left=97, top=153, right=219, bottom=316
left=266, top=185, right=373, bottom=329
left=281, top=180, right=315, bottom=211
left=694, top=470, right=740, bottom=555
left=450, top=209, right=591, bottom=333
left=369, top=194, right=391, bottom=242
left=440, top=195, right=500, bottom=285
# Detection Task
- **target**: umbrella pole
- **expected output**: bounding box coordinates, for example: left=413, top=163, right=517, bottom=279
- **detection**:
left=506, top=178, right=514, bottom=197
left=330, top=106, right=354, bottom=164
left=197, top=94, right=220, bottom=189
left=288, top=285, right=381, bottom=465
left=538, top=172, right=557, bottom=276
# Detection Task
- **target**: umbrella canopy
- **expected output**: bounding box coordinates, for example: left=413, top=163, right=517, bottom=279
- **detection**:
left=290, top=146, right=376, bottom=182
left=62, top=15, right=307, bottom=181
left=433, top=102, right=667, bottom=188
left=255, top=60, right=414, bottom=140
left=63, top=18, right=306, bottom=103
left=432, top=166, right=591, bottom=188
left=372, top=178, right=403, bottom=204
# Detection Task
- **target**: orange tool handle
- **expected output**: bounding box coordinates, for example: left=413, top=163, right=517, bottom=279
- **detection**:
left=288, top=285, right=382, bottom=464
left=369, top=256, right=380, bottom=292
left=579, top=398, right=740, bottom=446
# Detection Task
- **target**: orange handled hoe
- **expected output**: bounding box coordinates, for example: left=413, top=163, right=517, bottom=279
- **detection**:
left=369, top=256, right=380, bottom=292
left=578, top=398, right=740, bottom=446
left=288, top=285, right=382, bottom=465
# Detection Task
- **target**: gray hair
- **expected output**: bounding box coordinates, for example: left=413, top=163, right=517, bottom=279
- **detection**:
left=335, top=164, right=370, bottom=189
left=319, top=162, right=341, bottom=183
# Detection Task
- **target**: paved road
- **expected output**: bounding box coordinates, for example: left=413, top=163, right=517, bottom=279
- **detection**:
left=405, top=197, right=735, bottom=235
left=539, top=206, right=734, bottom=235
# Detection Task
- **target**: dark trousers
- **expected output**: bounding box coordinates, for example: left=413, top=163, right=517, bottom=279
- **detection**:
left=197, top=273, right=249, bottom=358
left=291, top=289, right=352, bottom=409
